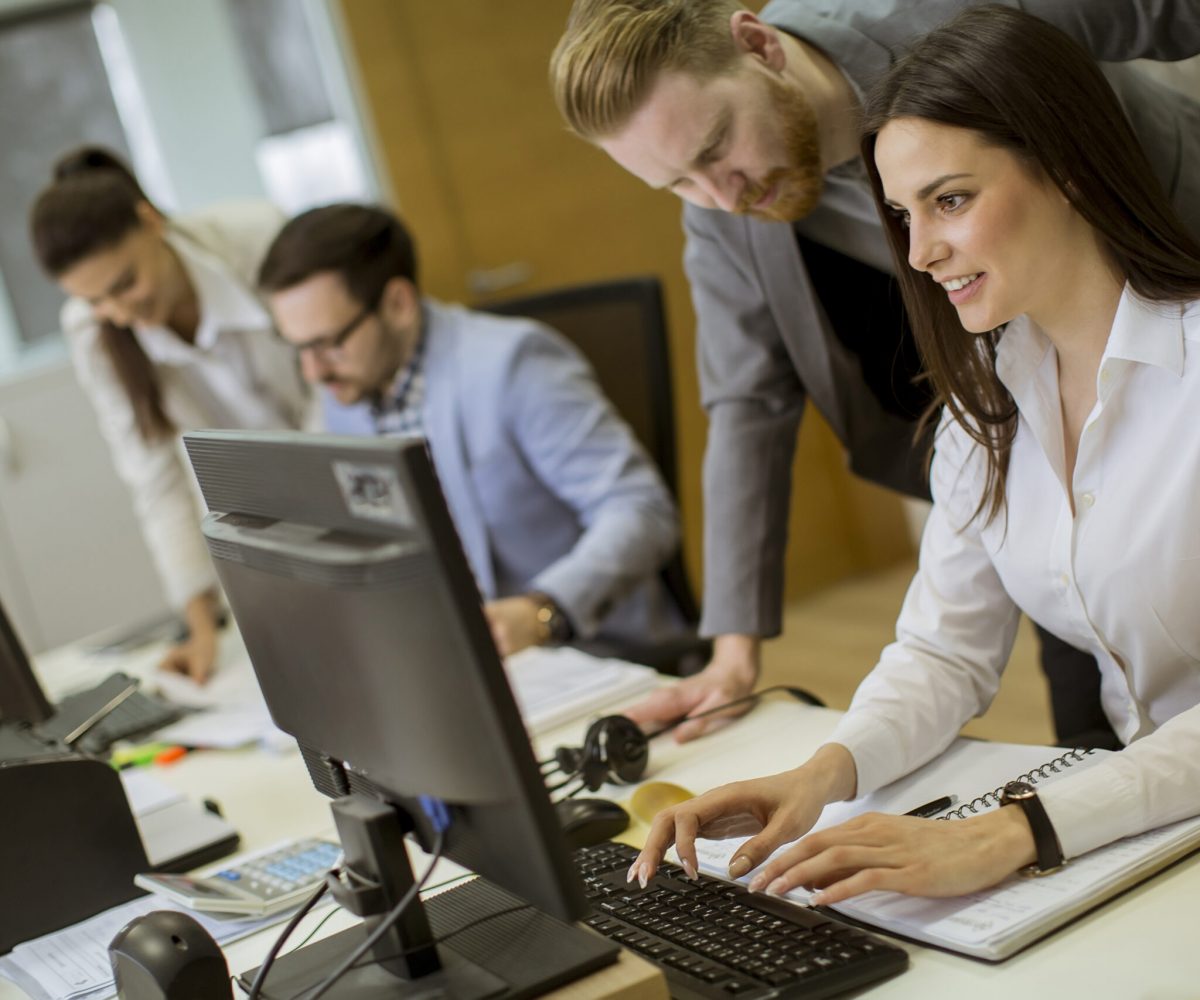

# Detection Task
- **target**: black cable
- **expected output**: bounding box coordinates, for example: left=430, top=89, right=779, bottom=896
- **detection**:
left=263, top=870, right=478, bottom=987
left=336, top=900, right=536, bottom=974
left=285, top=904, right=341, bottom=955
left=437, top=901, right=533, bottom=944
left=291, top=829, right=446, bottom=1000
left=541, top=684, right=824, bottom=797
left=245, top=880, right=331, bottom=1000
left=421, top=872, right=474, bottom=895
left=647, top=684, right=823, bottom=739
left=545, top=773, right=578, bottom=794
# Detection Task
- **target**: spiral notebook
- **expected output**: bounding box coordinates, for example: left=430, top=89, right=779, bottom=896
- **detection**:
left=693, top=738, right=1200, bottom=961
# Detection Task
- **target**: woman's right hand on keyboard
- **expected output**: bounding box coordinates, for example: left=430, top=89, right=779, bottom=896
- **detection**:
left=627, top=743, right=859, bottom=889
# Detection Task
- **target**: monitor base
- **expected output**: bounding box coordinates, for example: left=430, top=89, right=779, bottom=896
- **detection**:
left=239, top=876, right=618, bottom=999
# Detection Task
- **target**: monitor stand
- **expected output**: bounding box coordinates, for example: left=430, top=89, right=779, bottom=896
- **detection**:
left=239, top=795, right=617, bottom=999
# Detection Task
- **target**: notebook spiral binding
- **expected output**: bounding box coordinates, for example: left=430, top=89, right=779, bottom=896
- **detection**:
left=936, top=747, right=1099, bottom=821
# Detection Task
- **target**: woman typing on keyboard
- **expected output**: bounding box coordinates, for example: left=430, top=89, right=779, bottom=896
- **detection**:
left=630, top=5, right=1200, bottom=904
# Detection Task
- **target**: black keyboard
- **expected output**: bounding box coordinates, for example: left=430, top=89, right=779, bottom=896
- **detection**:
left=575, top=841, right=907, bottom=999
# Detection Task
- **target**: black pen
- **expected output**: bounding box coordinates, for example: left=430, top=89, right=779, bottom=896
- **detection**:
left=904, top=795, right=956, bottom=818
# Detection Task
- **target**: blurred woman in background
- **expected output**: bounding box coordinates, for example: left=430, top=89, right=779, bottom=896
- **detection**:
left=30, top=147, right=311, bottom=682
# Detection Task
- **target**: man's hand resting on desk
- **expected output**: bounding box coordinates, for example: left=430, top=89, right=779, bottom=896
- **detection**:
left=624, top=634, right=761, bottom=742
left=485, top=596, right=542, bottom=657
left=629, top=743, right=1041, bottom=902
left=158, top=592, right=219, bottom=684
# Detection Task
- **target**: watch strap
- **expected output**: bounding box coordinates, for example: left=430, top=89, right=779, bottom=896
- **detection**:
left=1001, top=781, right=1065, bottom=875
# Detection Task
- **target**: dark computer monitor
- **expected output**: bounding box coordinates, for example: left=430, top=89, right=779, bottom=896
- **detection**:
left=0, top=597, right=52, bottom=727
left=184, top=429, right=615, bottom=998
left=0, top=599, right=147, bottom=754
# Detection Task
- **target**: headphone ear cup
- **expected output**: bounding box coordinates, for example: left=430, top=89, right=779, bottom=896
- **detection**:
left=574, top=716, right=613, bottom=791
left=558, top=715, right=652, bottom=792
left=555, top=745, right=583, bottom=776
left=604, top=717, right=649, bottom=785
left=578, top=751, right=612, bottom=792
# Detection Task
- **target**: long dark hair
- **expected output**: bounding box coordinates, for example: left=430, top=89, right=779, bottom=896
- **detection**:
left=860, top=5, right=1200, bottom=523
left=29, top=147, right=173, bottom=442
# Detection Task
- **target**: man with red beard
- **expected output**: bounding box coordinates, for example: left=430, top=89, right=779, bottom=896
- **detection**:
left=551, top=0, right=1200, bottom=745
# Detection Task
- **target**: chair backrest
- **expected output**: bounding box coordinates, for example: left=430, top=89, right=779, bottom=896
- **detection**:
left=484, top=276, right=699, bottom=625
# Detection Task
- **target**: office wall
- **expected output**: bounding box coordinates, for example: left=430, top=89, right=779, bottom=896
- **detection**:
left=104, top=0, right=266, bottom=209
left=334, top=0, right=915, bottom=605
left=0, top=0, right=369, bottom=650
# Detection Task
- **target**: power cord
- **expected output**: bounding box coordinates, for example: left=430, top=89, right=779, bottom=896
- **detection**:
left=329, top=898, right=535, bottom=977
left=539, top=684, right=823, bottom=796
left=245, top=881, right=331, bottom=1000
left=246, top=865, right=476, bottom=998
left=291, top=828, right=447, bottom=1000
left=286, top=904, right=341, bottom=955
left=647, top=684, right=824, bottom=739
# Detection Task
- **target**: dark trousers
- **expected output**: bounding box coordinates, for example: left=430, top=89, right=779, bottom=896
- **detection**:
left=1034, top=625, right=1122, bottom=750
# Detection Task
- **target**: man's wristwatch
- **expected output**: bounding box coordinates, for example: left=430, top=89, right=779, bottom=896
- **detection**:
left=528, top=592, right=573, bottom=646
left=1000, top=780, right=1065, bottom=875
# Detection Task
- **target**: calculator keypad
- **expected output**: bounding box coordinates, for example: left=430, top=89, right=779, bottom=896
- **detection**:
left=215, top=839, right=341, bottom=901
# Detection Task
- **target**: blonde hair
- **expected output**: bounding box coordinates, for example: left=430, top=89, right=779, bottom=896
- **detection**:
left=551, top=0, right=745, bottom=140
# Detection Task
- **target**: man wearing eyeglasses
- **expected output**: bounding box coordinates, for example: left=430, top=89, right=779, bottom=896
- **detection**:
left=259, top=202, right=687, bottom=660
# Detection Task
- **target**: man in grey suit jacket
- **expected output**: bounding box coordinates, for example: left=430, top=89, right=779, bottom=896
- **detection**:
left=258, top=203, right=687, bottom=659
left=552, top=0, right=1200, bottom=742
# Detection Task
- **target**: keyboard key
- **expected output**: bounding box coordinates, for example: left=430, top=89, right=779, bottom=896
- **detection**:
left=573, top=841, right=907, bottom=998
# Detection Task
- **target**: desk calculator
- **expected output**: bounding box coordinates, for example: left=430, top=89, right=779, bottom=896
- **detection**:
left=135, top=838, right=341, bottom=917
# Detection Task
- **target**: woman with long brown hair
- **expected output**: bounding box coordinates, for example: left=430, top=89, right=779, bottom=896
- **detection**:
left=30, top=148, right=310, bottom=683
left=627, top=5, right=1200, bottom=900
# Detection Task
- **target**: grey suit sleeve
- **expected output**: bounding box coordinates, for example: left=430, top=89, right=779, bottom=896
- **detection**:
left=685, top=207, right=807, bottom=640
left=504, top=330, right=680, bottom=638
left=1018, top=0, right=1200, bottom=61
left=848, top=0, right=1200, bottom=61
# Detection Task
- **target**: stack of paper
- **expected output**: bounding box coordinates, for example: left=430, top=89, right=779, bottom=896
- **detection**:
left=150, top=650, right=287, bottom=751
left=503, top=646, right=659, bottom=735
left=146, top=640, right=656, bottom=747
left=0, top=895, right=289, bottom=1000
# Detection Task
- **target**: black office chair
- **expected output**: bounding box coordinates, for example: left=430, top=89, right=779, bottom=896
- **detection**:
left=483, top=276, right=709, bottom=674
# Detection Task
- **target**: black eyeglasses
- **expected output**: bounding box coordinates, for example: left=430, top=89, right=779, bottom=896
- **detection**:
left=290, top=298, right=378, bottom=360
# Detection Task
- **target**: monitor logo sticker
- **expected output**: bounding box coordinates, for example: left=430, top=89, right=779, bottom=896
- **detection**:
left=332, top=462, right=411, bottom=526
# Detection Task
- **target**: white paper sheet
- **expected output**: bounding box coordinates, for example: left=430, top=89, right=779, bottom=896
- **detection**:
left=1, top=895, right=291, bottom=1000
left=504, top=646, right=658, bottom=735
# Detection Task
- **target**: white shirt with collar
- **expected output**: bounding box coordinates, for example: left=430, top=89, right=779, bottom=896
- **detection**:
left=64, top=202, right=312, bottom=610
left=829, top=287, right=1200, bottom=860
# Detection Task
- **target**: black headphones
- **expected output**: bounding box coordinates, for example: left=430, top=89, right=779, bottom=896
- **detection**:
left=549, top=714, right=649, bottom=792
left=540, top=685, right=823, bottom=797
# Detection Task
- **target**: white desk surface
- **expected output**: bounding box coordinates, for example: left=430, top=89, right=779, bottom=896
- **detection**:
left=4, top=634, right=1195, bottom=1000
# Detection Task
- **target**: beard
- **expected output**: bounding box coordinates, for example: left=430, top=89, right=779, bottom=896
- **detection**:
left=735, top=75, right=825, bottom=223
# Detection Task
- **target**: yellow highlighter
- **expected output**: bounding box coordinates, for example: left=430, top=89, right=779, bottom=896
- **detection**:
left=110, top=742, right=172, bottom=769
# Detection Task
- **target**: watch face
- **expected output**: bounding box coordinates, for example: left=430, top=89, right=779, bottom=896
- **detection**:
left=1003, top=780, right=1036, bottom=800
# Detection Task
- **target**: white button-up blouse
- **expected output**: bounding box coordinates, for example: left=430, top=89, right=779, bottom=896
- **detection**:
left=65, top=203, right=312, bottom=610
left=830, top=288, right=1200, bottom=860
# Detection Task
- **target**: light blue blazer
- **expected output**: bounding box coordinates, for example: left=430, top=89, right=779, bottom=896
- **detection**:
left=322, top=299, right=685, bottom=647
